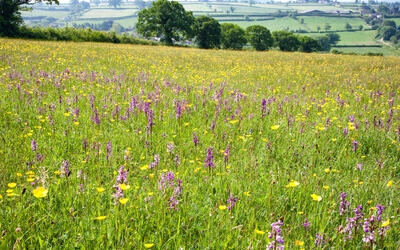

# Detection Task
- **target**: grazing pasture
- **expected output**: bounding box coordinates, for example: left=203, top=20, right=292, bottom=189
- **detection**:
left=0, top=38, right=399, bottom=248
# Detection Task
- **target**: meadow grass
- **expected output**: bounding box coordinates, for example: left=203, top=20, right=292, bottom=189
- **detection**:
left=0, top=38, right=399, bottom=249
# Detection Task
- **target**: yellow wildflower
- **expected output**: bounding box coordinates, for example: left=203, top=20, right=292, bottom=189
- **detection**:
left=7, top=183, right=17, bottom=188
left=119, top=184, right=130, bottom=190
left=32, top=187, right=48, bottom=198
left=311, top=194, right=322, bottom=201
left=119, top=198, right=128, bottom=204
left=96, top=216, right=107, bottom=221
left=255, top=229, right=265, bottom=235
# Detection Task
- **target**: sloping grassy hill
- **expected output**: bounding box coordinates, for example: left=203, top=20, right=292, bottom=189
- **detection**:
left=0, top=38, right=399, bottom=249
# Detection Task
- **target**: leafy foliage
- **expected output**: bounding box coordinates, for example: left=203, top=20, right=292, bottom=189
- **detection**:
left=0, top=0, right=58, bottom=36
left=298, top=36, right=321, bottom=53
left=136, top=0, right=194, bottom=45
left=272, top=30, right=299, bottom=52
left=245, top=25, right=273, bottom=51
left=193, top=16, right=221, bottom=49
left=221, top=23, right=247, bottom=50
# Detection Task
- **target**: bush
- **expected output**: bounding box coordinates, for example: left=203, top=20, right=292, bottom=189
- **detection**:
left=16, top=26, right=158, bottom=46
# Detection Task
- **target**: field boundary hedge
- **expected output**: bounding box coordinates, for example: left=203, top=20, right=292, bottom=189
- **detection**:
left=332, top=45, right=382, bottom=48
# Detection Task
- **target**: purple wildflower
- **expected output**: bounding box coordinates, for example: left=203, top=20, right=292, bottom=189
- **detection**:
left=352, top=140, right=359, bottom=152
left=116, top=165, right=128, bottom=184
left=204, top=147, right=214, bottom=168
left=176, top=101, right=183, bottom=119
left=343, top=127, right=349, bottom=137
left=158, top=172, right=183, bottom=210
left=60, top=161, right=71, bottom=178
left=223, top=146, right=230, bottom=164
left=226, top=193, right=237, bottom=211
left=303, top=218, right=311, bottom=231
left=376, top=204, right=384, bottom=222
left=167, top=142, right=174, bottom=153
left=106, top=141, right=112, bottom=160
left=339, top=192, right=350, bottom=216
left=31, top=139, right=38, bottom=152
left=261, top=98, right=267, bottom=117
left=267, top=221, right=284, bottom=249
left=193, top=133, right=200, bottom=147
left=315, top=233, right=326, bottom=248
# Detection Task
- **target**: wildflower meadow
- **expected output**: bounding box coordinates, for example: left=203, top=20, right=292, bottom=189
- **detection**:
left=0, top=38, right=399, bottom=248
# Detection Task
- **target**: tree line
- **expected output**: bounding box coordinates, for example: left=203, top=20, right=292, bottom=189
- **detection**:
left=136, top=0, right=337, bottom=52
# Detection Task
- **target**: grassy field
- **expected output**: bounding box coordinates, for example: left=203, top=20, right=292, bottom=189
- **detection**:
left=307, top=30, right=379, bottom=46
left=80, top=9, right=137, bottom=19
left=333, top=46, right=400, bottom=56
left=21, top=9, right=70, bottom=19
left=0, top=38, right=399, bottom=248
left=300, top=16, right=368, bottom=31
left=334, top=30, right=379, bottom=45
left=221, top=17, right=305, bottom=30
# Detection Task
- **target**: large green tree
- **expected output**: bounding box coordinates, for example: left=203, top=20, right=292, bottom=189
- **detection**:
left=0, top=0, right=58, bottom=36
left=220, top=23, right=247, bottom=50
left=298, top=36, right=321, bottom=53
left=136, top=0, right=194, bottom=45
left=193, top=16, right=221, bottom=49
left=272, top=31, right=300, bottom=51
left=245, top=25, right=273, bottom=51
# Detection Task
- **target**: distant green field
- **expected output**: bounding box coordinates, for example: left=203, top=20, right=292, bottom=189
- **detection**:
left=181, top=3, right=214, bottom=12
left=301, top=16, right=368, bottom=31
left=334, top=30, right=378, bottom=45
left=221, top=17, right=306, bottom=30
left=21, top=9, right=70, bottom=19
left=307, top=30, right=379, bottom=46
left=115, top=17, right=138, bottom=28
left=287, top=4, right=351, bottom=12
left=387, top=18, right=400, bottom=26
left=80, top=8, right=137, bottom=19
left=333, top=46, right=400, bottom=56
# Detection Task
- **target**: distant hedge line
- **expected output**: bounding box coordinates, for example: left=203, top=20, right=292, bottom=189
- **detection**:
left=16, top=26, right=158, bottom=45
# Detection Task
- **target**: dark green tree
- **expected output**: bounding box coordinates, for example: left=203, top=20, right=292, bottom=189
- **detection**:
left=193, top=16, right=221, bottom=49
left=136, top=0, right=194, bottom=45
left=298, top=36, right=321, bottom=52
left=108, top=0, right=121, bottom=8
left=0, top=0, right=58, bottom=36
left=345, top=23, right=352, bottom=30
left=272, top=30, right=300, bottom=51
left=326, top=33, right=340, bottom=45
left=220, top=23, right=247, bottom=50
left=316, top=36, right=331, bottom=51
left=324, top=23, right=331, bottom=31
left=380, top=26, right=396, bottom=40
left=245, top=25, right=273, bottom=51
left=382, top=20, right=396, bottom=28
